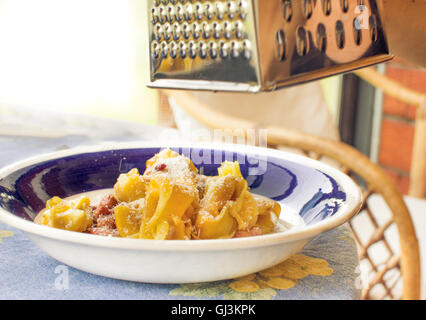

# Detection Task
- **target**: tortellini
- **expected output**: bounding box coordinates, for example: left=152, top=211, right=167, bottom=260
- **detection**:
left=38, top=149, right=282, bottom=240
left=114, top=168, right=146, bottom=202
left=38, top=196, right=93, bottom=232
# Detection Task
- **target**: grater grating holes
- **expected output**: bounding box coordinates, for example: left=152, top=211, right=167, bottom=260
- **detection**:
left=336, top=20, right=345, bottom=49
left=322, top=0, right=332, bottom=16
left=282, top=0, right=293, bottom=22
left=316, top=23, right=327, bottom=52
left=151, top=0, right=252, bottom=60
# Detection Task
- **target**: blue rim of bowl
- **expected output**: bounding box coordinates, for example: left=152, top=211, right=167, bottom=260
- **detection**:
left=0, top=141, right=362, bottom=251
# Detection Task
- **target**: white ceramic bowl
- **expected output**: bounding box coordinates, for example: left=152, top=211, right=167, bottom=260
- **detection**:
left=0, top=142, right=362, bottom=283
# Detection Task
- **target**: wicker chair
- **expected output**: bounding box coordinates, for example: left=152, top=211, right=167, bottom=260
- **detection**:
left=354, top=68, right=426, bottom=199
left=161, top=89, right=421, bottom=300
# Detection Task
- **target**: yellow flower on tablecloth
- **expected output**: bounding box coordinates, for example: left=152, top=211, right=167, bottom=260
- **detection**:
left=303, top=265, right=334, bottom=276
left=258, top=265, right=285, bottom=277
left=234, top=274, right=256, bottom=281
left=291, top=254, right=329, bottom=267
left=228, top=254, right=333, bottom=295
left=264, top=277, right=296, bottom=290
left=169, top=253, right=334, bottom=299
left=0, top=230, right=14, bottom=243
left=229, top=280, right=260, bottom=293
left=279, top=261, right=309, bottom=279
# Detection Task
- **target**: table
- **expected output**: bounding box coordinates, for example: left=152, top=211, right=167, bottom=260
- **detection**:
left=0, top=106, right=361, bottom=300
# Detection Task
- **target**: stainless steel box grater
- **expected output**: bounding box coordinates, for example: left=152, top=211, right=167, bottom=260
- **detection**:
left=147, top=0, right=392, bottom=93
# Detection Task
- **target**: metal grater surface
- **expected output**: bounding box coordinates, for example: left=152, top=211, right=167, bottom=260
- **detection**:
left=147, top=0, right=392, bottom=93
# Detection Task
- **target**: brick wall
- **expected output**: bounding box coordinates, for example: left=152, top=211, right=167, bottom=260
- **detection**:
left=379, top=59, right=426, bottom=195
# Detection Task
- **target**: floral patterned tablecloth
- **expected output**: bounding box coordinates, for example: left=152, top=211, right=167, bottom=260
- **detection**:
left=0, top=222, right=360, bottom=300
left=0, top=107, right=361, bottom=300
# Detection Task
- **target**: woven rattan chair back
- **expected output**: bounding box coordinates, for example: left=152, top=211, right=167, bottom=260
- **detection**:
left=163, top=90, right=421, bottom=300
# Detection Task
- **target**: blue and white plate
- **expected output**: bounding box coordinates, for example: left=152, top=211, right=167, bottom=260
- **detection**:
left=0, top=142, right=362, bottom=283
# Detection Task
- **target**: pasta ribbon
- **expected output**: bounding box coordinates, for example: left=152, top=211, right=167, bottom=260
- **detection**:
left=145, top=149, right=197, bottom=174
left=253, top=194, right=281, bottom=234
left=218, top=161, right=243, bottom=178
left=114, top=204, right=143, bottom=237
left=139, top=176, right=197, bottom=240
left=218, top=162, right=259, bottom=231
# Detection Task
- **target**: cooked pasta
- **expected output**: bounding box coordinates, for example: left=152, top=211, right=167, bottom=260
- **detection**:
left=36, top=149, right=282, bottom=240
